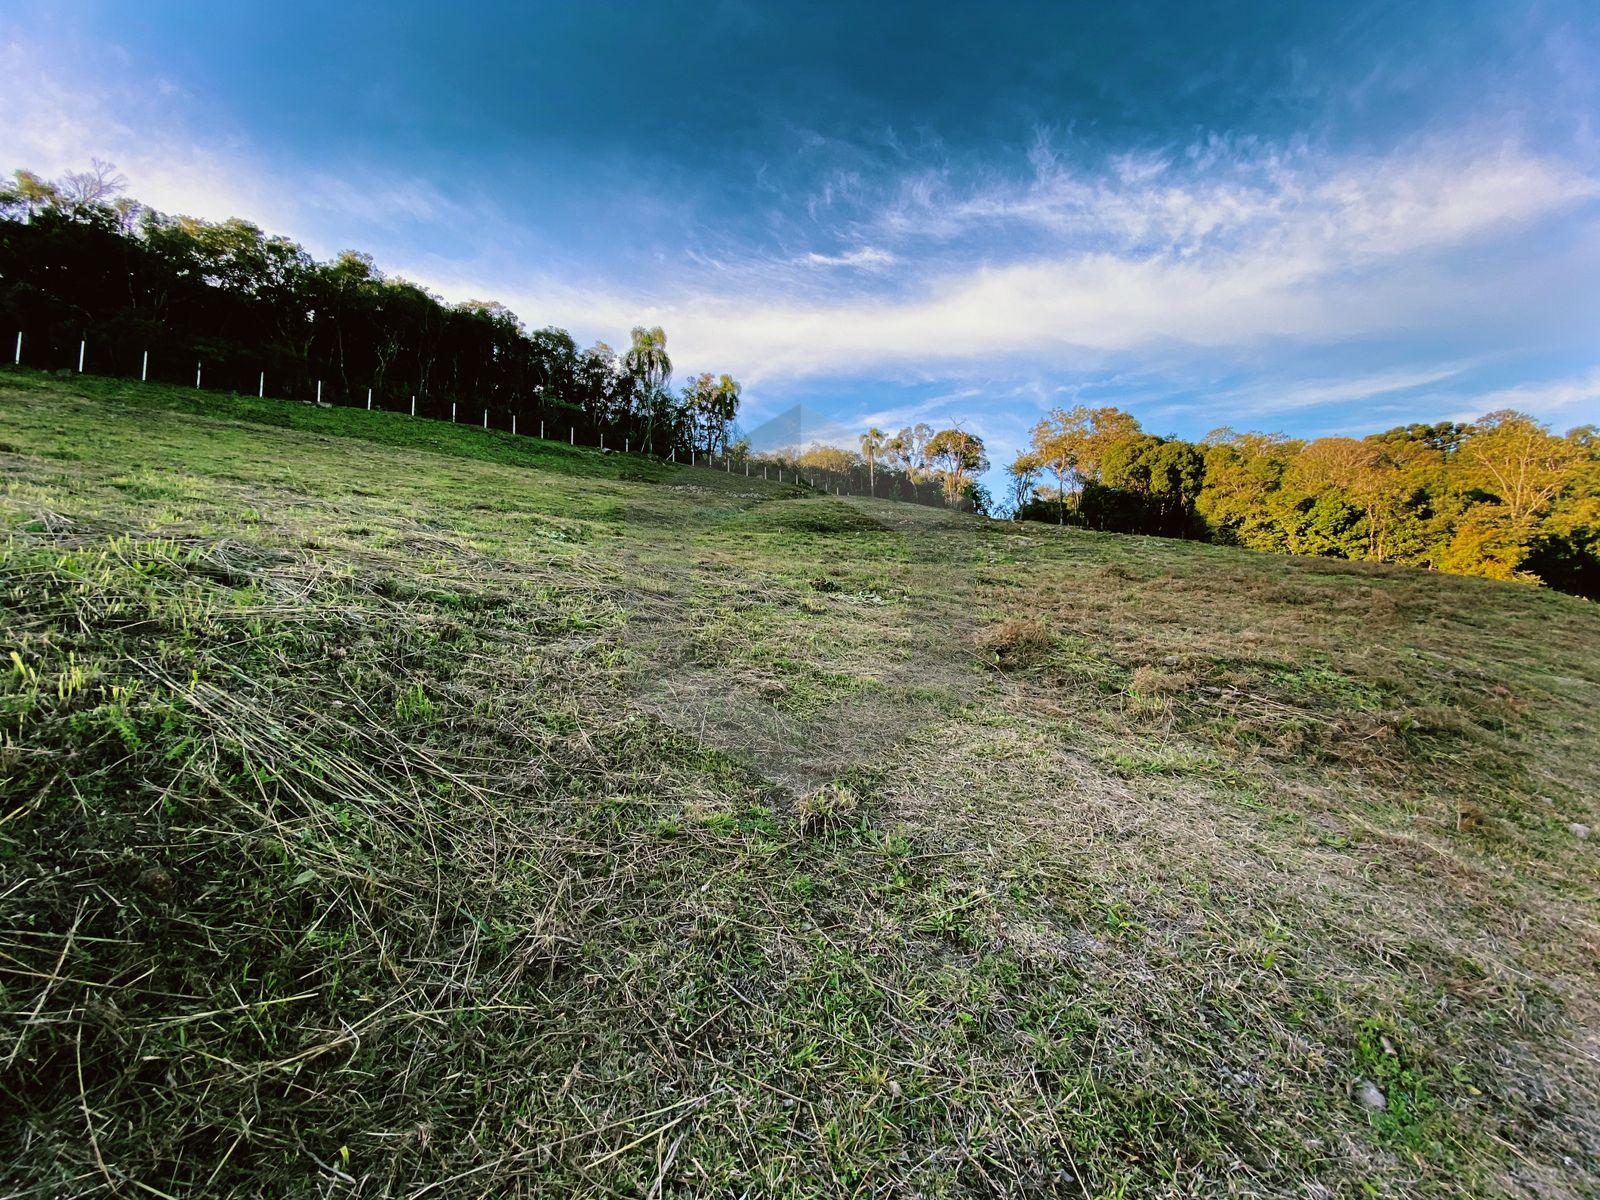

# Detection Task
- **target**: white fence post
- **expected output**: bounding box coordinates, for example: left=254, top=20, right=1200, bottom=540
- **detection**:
left=482, top=409, right=488, bottom=429
left=569, top=426, right=574, bottom=445
left=316, top=379, right=323, bottom=404
left=540, top=420, right=545, bottom=439
left=78, top=340, right=85, bottom=373
left=367, top=388, right=372, bottom=410
left=624, top=436, right=629, bottom=454
left=141, top=350, right=148, bottom=381
left=12, top=332, right=20, bottom=365
left=195, top=362, right=202, bottom=389
left=451, top=402, right=457, bottom=422
left=411, top=395, right=416, bottom=417
left=512, top=414, right=517, bottom=436
left=600, top=432, right=605, bottom=451
left=259, top=371, right=265, bottom=398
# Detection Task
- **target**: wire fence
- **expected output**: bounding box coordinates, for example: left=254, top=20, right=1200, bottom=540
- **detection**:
left=2, top=328, right=897, bottom=493
left=5, top=327, right=968, bottom=507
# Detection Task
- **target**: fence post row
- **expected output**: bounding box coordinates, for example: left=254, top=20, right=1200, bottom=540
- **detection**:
left=4, top=342, right=888, bottom=496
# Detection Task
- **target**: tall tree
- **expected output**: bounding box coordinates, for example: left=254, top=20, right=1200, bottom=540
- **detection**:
left=711, top=373, right=742, bottom=453
left=681, top=372, right=742, bottom=453
left=888, top=423, right=934, bottom=483
left=859, top=427, right=886, bottom=496
left=1459, top=410, right=1582, bottom=530
left=623, top=325, right=671, bottom=429
left=1195, top=430, right=1301, bottom=551
left=925, top=428, right=989, bottom=508
left=1022, top=411, right=1076, bottom=524
left=1290, top=438, right=1417, bottom=561
left=1147, top=441, right=1206, bottom=533
left=57, top=159, right=128, bottom=213
left=1004, top=457, right=1040, bottom=518
left=0, top=169, right=59, bottom=220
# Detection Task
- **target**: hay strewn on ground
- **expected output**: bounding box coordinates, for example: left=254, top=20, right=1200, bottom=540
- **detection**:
left=2, top=371, right=1597, bottom=1198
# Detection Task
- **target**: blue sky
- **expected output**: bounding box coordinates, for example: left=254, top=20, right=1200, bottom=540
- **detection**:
left=3, top=1, right=1599, bottom=476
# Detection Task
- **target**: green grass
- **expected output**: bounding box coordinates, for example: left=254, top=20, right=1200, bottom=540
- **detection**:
left=1, top=368, right=1598, bottom=1198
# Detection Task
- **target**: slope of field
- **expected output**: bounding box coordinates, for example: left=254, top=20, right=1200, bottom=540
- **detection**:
left=2, top=370, right=1598, bottom=1199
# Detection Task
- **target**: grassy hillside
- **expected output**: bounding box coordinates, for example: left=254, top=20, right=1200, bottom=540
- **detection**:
left=2, top=369, right=1597, bottom=1199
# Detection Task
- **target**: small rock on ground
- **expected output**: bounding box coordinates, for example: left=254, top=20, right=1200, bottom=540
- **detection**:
left=1356, top=1079, right=1388, bottom=1111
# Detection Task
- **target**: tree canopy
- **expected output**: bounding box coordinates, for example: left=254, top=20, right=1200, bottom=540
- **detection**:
left=1005, top=405, right=1599, bottom=597
left=0, top=165, right=740, bottom=457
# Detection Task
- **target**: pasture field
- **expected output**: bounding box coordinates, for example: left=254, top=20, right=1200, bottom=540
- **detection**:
left=1, top=370, right=1597, bottom=1198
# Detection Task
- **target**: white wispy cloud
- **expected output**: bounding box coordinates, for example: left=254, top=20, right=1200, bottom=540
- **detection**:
left=1448, top=368, right=1600, bottom=423
left=1215, top=362, right=1482, bottom=417
left=800, top=246, right=897, bottom=269
left=871, top=133, right=1596, bottom=261
left=472, top=135, right=1598, bottom=387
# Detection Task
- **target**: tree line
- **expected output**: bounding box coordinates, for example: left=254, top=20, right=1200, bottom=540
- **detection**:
left=814, top=405, right=1596, bottom=597
left=806, top=402, right=1599, bottom=602
left=1002, top=404, right=1598, bottom=598
left=787, top=409, right=1594, bottom=599
left=0, top=163, right=741, bottom=456
left=792, top=424, right=992, bottom=511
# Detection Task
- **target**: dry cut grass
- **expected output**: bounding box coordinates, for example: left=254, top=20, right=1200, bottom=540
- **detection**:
left=0, top=369, right=1597, bottom=1199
